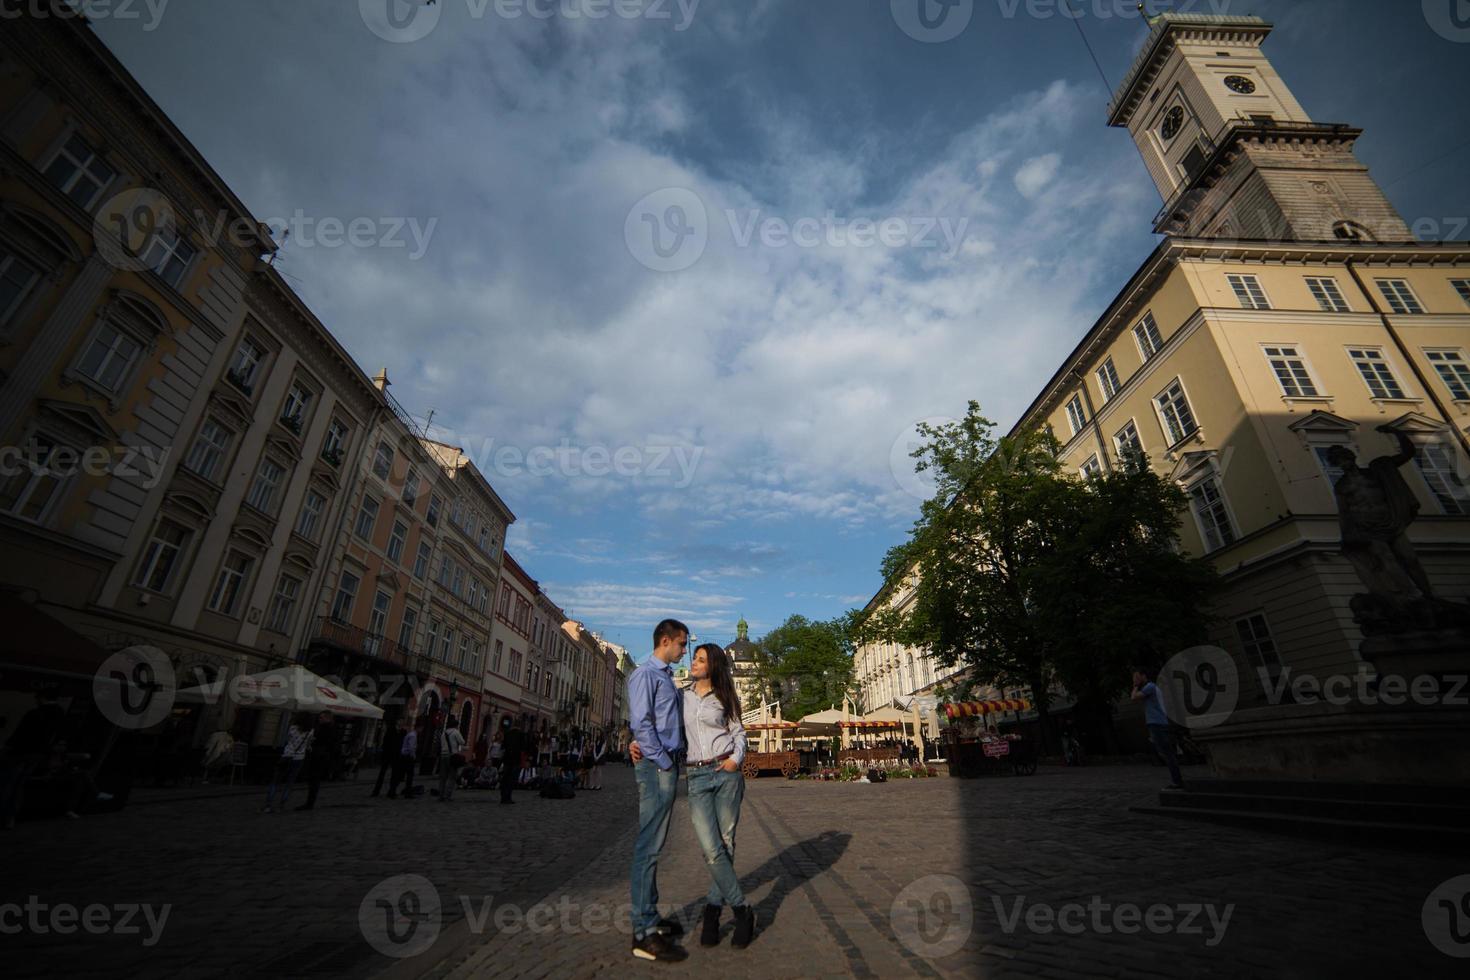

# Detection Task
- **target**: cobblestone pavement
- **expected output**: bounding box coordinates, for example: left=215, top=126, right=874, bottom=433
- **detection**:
left=3, top=766, right=1463, bottom=978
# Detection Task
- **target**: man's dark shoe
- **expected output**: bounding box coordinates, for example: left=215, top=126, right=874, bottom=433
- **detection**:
left=654, top=916, right=684, bottom=938
left=700, top=904, right=721, bottom=946
left=731, top=905, right=754, bottom=948
left=632, top=932, right=688, bottom=962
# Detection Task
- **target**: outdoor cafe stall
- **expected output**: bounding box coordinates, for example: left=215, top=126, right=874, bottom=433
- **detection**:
left=940, top=698, right=1037, bottom=777
left=836, top=720, right=903, bottom=765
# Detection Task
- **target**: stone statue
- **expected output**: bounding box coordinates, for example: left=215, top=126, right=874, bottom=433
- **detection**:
left=1326, top=429, right=1468, bottom=635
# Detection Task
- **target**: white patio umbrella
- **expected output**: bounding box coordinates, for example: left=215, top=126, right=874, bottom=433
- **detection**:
left=176, top=664, right=383, bottom=719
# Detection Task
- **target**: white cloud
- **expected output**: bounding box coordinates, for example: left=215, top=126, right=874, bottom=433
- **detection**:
left=1013, top=152, right=1062, bottom=199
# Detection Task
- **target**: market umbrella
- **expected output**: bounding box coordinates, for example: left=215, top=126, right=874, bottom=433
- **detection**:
left=176, top=664, right=383, bottom=719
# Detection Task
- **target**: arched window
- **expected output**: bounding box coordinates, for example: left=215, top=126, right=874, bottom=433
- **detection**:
left=1332, top=220, right=1372, bottom=241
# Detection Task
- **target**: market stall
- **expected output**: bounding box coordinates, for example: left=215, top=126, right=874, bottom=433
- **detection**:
left=939, top=698, right=1037, bottom=777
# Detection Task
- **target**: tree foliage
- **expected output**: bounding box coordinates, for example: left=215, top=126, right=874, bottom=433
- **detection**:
left=851, top=400, right=1219, bottom=747
left=750, top=614, right=855, bottom=719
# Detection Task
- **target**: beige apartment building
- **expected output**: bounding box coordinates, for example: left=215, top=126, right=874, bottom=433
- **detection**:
left=0, top=14, right=391, bottom=755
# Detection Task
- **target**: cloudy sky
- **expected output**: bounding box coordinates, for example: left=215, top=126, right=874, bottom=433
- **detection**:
left=93, top=0, right=1468, bottom=653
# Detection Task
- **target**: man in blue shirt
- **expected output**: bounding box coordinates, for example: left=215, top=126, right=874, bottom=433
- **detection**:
left=627, top=618, right=690, bottom=962
left=1132, top=666, right=1184, bottom=789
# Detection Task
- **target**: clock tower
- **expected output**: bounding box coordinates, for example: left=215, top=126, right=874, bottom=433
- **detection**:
left=1107, top=13, right=1411, bottom=242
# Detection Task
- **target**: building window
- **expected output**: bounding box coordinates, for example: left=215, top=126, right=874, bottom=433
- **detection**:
left=1187, top=475, right=1236, bottom=552
left=0, top=248, right=43, bottom=328
left=1451, top=279, right=1470, bottom=309
left=184, top=417, right=233, bottom=482
left=1424, top=349, right=1470, bottom=401
left=207, top=550, right=253, bottom=616
left=1346, top=348, right=1405, bottom=400
left=413, top=540, right=431, bottom=580
left=498, top=583, right=511, bottom=616
left=44, top=132, right=116, bottom=209
left=75, top=321, right=142, bottom=392
left=1313, top=445, right=1350, bottom=488
left=1080, top=455, right=1103, bottom=480
left=245, top=458, right=285, bottom=514
left=468, top=578, right=480, bottom=609
left=1227, top=274, right=1270, bottom=310
left=1262, top=346, right=1319, bottom=397
left=1415, top=444, right=1469, bottom=515
left=371, top=441, right=394, bottom=480
left=1332, top=221, right=1372, bottom=241
left=509, top=650, right=522, bottom=680
left=1154, top=379, right=1199, bottom=446
left=426, top=493, right=442, bottom=527
left=427, top=619, right=441, bottom=658
left=402, top=468, right=419, bottom=506
left=478, top=524, right=490, bottom=551
left=494, top=639, right=504, bottom=674
left=354, top=495, right=380, bottom=540
left=296, top=489, right=326, bottom=541
left=387, top=520, right=408, bottom=563
left=368, top=591, right=392, bottom=639
left=1065, top=395, right=1087, bottom=436
left=1113, top=420, right=1144, bottom=464
left=440, top=627, right=455, bottom=662
left=1375, top=279, right=1423, bottom=314
left=140, top=225, right=197, bottom=288
left=134, top=518, right=191, bottom=593
left=330, top=571, right=360, bottom=623
left=438, top=555, right=452, bottom=587
left=398, top=606, right=419, bottom=652
left=1305, top=277, right=1350, bottom=313
left=1096, top=358, right=1121, bottom=401
left=471, top=641, right=483, bottom=674
left=227, top=337, right=266, bottom=393
left=266, top=574, right=302, bottom=634
left=1234, top=613, right=1283, bottom=673
left=452, top=565, right=465, bottom=598
left=280, top=382, right=313, bottom=431
left=0, top=434, right=70, bottom=522
left=322, top=419, right=348, bottom=460
left=458, top=635, right=470, bottom=670
left=1133, top=312, right=1163, bottom=360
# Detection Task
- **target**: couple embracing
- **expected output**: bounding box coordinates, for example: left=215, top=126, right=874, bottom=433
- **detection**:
left=627, top=618, right=754, bottom=962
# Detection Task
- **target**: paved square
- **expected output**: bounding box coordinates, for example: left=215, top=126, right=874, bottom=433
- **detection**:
left=2, top=765, right=1460, bottom=977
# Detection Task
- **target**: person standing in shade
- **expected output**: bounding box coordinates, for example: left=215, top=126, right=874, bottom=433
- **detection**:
left=1132, top=667, right=1184, bottom=790
left=497, top=716, right=525, bottom=804
left=370, top=717, right=405, bottom=798
left=389, top=720, right=419, bottom=799
left=262, top=716, right=312, bottom=813
left=438, top=716, right=465, bottom=802
left=0, top=692, right=66, bottom=829
left=627, top=618, right=690, bottom=963
left=297, top=711, right=338, bottom=810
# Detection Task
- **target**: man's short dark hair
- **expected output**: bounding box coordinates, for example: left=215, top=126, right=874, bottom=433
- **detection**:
left=1134, top=665, right=1155, bottom=681
left=653, top=618, right=689, bottom=648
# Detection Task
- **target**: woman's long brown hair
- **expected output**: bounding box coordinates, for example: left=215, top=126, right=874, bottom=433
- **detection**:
left=696, top=642, right=742, bottom=724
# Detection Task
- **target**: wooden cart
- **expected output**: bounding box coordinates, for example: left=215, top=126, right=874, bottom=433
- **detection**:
left=742, top=750, right=800, bottom=778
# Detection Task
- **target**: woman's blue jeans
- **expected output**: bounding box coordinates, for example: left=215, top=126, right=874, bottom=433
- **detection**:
left=686, top=763, right=746, bottom=908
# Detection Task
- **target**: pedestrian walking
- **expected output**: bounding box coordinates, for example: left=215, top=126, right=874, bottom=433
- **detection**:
left=626, top=618, right=690, bottom=962
left=1132, top=667, right=1184, bottom=790
left=388, top=720, right=419, bottom=799
left=296, top=711, right=338, bottom=810
left=370, top=717, right=404, bottom=797
left=438, top=717, right=466, bottom=802
left=261, top=716, right=312, bottom=813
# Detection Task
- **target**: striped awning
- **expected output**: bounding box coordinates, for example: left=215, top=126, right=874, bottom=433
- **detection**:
left=943, top=698, right=1032, bottom=719
left=745, top=721, right=798, bottom=731
left=837, top=720, right=903, bottom=729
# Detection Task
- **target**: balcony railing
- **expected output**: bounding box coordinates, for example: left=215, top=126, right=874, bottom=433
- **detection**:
left=311, top=616, right=412, bottom=668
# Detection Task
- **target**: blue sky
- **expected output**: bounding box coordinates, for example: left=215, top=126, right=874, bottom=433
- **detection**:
left=93, top=0, right=1469, bottom=653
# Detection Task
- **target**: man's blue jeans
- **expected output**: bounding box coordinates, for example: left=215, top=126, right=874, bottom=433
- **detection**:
left=687, top=763, right=746, bottom=908
left=265, top=758, right=303, bottom=807
left=630, top=759, right=678, bottom=939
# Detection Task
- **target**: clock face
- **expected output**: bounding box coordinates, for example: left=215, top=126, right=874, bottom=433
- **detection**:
left=1224, top=75, right=1256, bottom=94
left=1161, top=105, right=1184, bottom=140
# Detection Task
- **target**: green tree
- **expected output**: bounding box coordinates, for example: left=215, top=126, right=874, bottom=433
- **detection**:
left=751, top=614, right=855, bottom=719
left=853, top=401, right=1219, bottom=750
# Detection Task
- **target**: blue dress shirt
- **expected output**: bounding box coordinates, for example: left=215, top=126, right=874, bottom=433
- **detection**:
left=628, top=655, right=684, bottom=770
